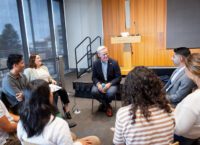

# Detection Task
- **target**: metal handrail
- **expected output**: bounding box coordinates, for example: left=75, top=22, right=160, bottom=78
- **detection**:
left=75, top=36, right=91, bottom=78
left=74, top=36, right=101, bottom=78
left=88, top=36, right=101, bottom=68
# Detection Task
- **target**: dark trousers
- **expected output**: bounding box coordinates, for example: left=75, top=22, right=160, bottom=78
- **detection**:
left=10, top=102, right=23, bottom=115
left=91, top=85, right=117, bottom=105
left=53, top=88, right=69, bottom=106
left=174, top=134, right=199, bottom=145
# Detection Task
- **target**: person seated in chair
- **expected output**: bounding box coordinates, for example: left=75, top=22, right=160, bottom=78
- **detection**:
left=17, top=79, right=101, bottom=145
left=174, top=53, right=200, bottom=145
left=2, top=54, right=28, bottom=115
left=24, top=54, right=76, bottom=128
left=91, top=46, right=121, bottom=117
left=0, top=100, right=20, bottom=145
left=164, top=47, right=195, bottom=107
left=24, top=54, right=72, bottom=119
left=113, top=66, right=174, bottom=145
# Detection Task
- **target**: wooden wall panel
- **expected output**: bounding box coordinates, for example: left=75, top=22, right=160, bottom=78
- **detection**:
left=102, top=0, right=124, bottom=66
left=102, top=0, right=200, bottom=67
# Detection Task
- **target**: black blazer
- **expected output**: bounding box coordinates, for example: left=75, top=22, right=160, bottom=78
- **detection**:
left=92, top=58, right=121, bottom=86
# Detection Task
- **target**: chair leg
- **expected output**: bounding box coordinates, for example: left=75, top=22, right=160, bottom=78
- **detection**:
left=115, top=95, right=117, bottom=111
left=92, top=96, right=94, bottom=113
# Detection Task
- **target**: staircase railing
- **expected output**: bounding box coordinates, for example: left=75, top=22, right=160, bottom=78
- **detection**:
left=75, top=36, right=101, bottom=78
left=87, top=36, right=102, bottom=69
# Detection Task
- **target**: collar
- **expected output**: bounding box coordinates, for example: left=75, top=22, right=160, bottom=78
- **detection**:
left=101, top=60, right=108, bottom=64
left=8, top=72, right=23, bottom=79
left=178, top=66, right=185, bottom=72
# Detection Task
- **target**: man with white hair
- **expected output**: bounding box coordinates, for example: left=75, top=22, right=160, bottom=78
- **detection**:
left=91, top=46, right=121, bottom=117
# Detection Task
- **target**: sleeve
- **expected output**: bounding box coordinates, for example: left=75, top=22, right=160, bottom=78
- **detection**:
left=168, top=77, right=195, bottom=104
left=51, top=119, right=74, bottom=145
left=17, top=121, right=24, bottom=142
left=92, top=61, right=100, bottom=85
left=24, top=74, right=29, bottom=86
left=24, top=68, right=31, bottom=82
left=110, top=61, right=121, bottom=86
left=175, top=106, right=197, bottom=136
left=2, top=77, right=21, bottom=98
left=113, top=109, right=125, bottom=145
left=0, top=101, right=5, bottom=118
left=73, top=142, right=82, bottom=145
left=42, top=66, right=52, bottom=81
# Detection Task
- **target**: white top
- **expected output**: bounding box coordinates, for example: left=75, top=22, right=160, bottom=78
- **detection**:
left=0, top=100, right=14, bottom=145
left=175, top=89, right=200, bottom=139
left=17, top=115, right=82, bottom=145
left=24, top=66, right=62, bottom=92
left=24, top=66, right=51, bottom=82
left=113, top=105, right=174, bottom=145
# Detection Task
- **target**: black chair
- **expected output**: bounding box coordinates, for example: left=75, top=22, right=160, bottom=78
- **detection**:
left=0, top=91, right=20, bottom=115
left=0, top=91, right=12, bottom=110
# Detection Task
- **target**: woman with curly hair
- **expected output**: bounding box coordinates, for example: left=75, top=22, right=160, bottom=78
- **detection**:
left=113, top=66, right=174, bottom=145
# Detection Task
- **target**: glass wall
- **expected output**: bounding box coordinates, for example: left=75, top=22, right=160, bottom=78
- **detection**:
left=24, top=0, right=56, bottom=74
left=0, top=0, right=24, bottom=85
left=0, top=0, right=68, bottom=85
left=53, top=0, right=69, bottom=69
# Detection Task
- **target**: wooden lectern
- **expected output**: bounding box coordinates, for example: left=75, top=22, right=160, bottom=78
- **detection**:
left=111, top=35, right=141, bottom=75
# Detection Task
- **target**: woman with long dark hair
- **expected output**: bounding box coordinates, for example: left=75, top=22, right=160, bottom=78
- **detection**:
left=24, top=54, right=72, bottom=119
left=17, top=79, right=100, bottom=145
left=113, top=66, right=174, bottom=145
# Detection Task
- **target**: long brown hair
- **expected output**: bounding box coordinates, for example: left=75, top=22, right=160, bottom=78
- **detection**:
left=29, top=54, right=43, bottom=68
left=123, top=66, right=172, bottom=123
left=29, top=54, right=37, bottom=68
left=185, top=53, right=200, bottom=78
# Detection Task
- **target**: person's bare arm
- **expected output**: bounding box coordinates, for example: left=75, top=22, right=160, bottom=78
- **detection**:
left=10, top=113, right=19, bottom=122
left=0, top=115, right=17, bottom=133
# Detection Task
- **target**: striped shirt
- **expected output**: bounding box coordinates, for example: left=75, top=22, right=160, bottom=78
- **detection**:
left=113, top=105, right=175, bottom=145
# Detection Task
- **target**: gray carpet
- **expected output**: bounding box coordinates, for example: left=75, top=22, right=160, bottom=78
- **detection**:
left=57, top=72, right=121, bottom=145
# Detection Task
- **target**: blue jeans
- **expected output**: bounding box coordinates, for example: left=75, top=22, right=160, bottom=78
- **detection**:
left=91, top=85, right=117, bottom=105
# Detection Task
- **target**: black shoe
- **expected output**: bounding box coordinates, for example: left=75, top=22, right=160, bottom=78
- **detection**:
left=98, top=103, right=106, bottom=112
left=65, top=111, right=72, bottom=119
left=67, top=121, right=77, bottom=128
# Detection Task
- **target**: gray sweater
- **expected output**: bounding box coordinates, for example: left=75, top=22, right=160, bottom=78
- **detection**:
left=2, top=72, right=28, bottom=107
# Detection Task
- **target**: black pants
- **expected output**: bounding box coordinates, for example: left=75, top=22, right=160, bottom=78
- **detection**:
left=174, top=134, right=199, bottom=145
left=10, top=102, right=23, bottom=115
left=53, top=88, right=69, bottom=106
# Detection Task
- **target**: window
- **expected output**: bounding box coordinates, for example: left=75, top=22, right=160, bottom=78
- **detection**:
left=0, top=0, right=68, bottom=86
left=53, top=0, right=69, bottom=70
left=24, top=0, right=56, bottom=74
left=0, top=0, right=24, bottom=85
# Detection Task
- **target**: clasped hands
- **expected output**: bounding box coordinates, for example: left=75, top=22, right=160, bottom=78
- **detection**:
left=97, top=82, right=111, bottom=93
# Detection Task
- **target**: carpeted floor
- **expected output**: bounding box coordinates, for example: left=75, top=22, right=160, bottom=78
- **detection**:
left=58, top=72, right=121, bottom=145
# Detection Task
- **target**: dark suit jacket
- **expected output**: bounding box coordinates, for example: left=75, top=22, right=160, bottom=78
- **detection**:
left=92, top=58, right=121, bottom=86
